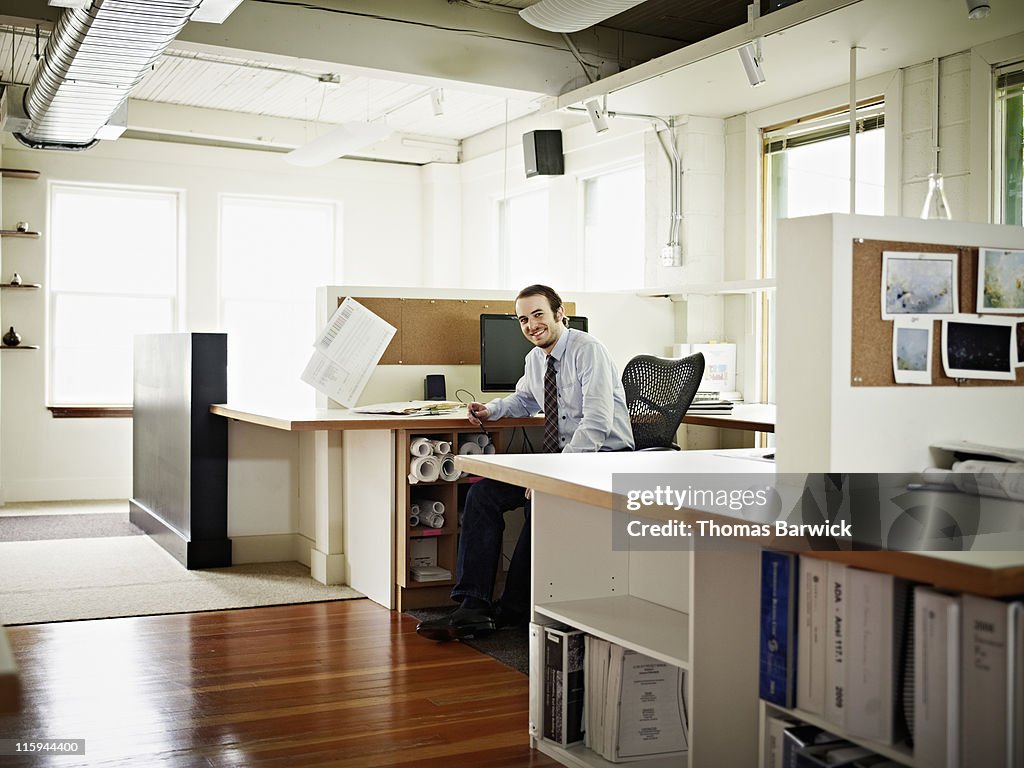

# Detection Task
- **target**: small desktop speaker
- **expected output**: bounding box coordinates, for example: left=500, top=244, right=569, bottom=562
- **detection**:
left=424, top=374, right=446, bottom=401
left=523, top=130, right=564, bottom=177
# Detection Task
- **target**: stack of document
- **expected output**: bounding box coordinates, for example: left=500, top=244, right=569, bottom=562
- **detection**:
left=354, top=401, right=465, bottom=416
left=688, top=400, right=734, bottom=414
left=410, top=565, right=451, bottom=582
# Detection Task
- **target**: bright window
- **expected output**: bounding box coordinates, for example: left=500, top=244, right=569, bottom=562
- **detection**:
left=582, top=165, right=645, bottom=290
left=761, top=102, right=886, bottom=403
left=499, top=189, right=549, bottom=290
left=49, top=184, right=181, bottom=406
left=995, top=64, right=1024, bottom=226
left=219, top=195, right=342, bottom=405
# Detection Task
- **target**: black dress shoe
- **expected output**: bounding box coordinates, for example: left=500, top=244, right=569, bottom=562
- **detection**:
left=415, top=606, right=495, bottom=642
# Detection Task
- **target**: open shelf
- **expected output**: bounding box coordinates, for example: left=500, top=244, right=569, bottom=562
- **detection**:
left=0, top=345, right=39, bottom=350
left=0, top=284, right=41, bottom=290
left=639, top=279, right=776, bottom=299
left=535, top=595, right=690, bottom=669
left=0, top=168, right=40, bottom=180
left=0, top=230, right=41, bottom=239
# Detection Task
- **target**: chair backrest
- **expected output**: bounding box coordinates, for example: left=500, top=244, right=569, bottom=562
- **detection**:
left=621, top=353, right=705, bottom=450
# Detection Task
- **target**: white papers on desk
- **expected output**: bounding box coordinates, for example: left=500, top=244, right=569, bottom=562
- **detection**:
left=353, top=400, right=464, bottom=416
left=300, top=297, right=396, bottom=407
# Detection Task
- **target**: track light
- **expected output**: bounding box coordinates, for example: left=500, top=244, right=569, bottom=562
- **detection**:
left=965, top=0, right=990, bottom=19
left=585, top=99, right=609, bottom=133
left=738, top=42, right=766, bottom=87
left=431, top=89, right=445, bottom=117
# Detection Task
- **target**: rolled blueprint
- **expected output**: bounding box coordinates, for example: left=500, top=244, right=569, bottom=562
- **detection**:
left=483, top=443, right=496, bottom=454
left=409, top=514, right=420, bottom=527
left=468, top=433, right=490, bottom=448
left=409, top=455, right=440, bottom=483
left=439, top=455, right=460, bottom=482
left=423, top=511, right=445, bottom=528
left=427, top=500, right=445, bottom=517
left=410, top=437, right=433, bottom=457
left=430, top=440, right=452, bottom=455
left=459, top=441, right=482, bottom=455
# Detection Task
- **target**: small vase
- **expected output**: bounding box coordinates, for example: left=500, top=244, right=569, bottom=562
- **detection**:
left=10, top=273, right=22, bottom=286
left=3, top=326, right=21, bottom=347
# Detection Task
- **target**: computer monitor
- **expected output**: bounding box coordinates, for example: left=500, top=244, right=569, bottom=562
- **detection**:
left=479, top=313, right=589, bottom=392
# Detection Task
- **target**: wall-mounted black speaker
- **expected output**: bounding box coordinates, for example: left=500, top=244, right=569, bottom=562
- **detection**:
left=424, top=374, right=446, bottom=401
left=523, top=129, right=564, bottom=178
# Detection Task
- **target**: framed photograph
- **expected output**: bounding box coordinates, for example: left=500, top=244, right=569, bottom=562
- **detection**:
left=976, top=247, right=1024, bottom=313
left=1016, top=321, right=1024, bottom=368
left=892, top=318, right=932, bottom=385
left=881, top=251, right=958, bottom=320
left=941, top=316, right=1018, bottom=381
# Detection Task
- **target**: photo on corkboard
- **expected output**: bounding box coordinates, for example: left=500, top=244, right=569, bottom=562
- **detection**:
left=941, top=316, right=1017, bottom=381
left=977, top=248, right=1024, bottom=313
left=881, top=251, right=958, bottom=320
left=1017, top=321, right=1024, bottom=368
left=892, top=319, right=932, bottom=385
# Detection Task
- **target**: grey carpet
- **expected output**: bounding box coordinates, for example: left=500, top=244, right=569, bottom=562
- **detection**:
left=0, top=513, right=143, bottom=542
left=405, top=607, right=529, bottom=676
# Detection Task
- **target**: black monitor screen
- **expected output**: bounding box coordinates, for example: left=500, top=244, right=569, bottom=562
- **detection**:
left=479, top=314, right=589, bottom=392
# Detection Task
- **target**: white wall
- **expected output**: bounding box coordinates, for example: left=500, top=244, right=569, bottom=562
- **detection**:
left=0, top=137, right=423, bottom=502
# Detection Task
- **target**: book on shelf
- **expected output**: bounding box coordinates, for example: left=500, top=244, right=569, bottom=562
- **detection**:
left=825, top=561, right=848, bottom=728
left=409, top=565, right=450, bottom=582
left=913, top=586, right=960, bottom=768
left=583, top=636, right=688, bottom=762
left=797, top=555, right=828, bottom=717
left=794, top=741, right=874, bottom=768
left=960, top=593, right=1023, bottom=768
left=544, top=626, right=585, bottom=746
left=765, top=713, right=799, bottom=768
left=844, top=568, right=912, bottom=746
left=760, top=549, right=798, bottom=709
left=782, top=724, right=842, bottom=768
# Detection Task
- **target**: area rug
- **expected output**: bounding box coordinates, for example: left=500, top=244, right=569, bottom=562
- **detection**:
left=405, top=606, right=529, bottom=676
left=0, top=535, right=363, bottom=625
left=0, top=513, right=143, bottom=542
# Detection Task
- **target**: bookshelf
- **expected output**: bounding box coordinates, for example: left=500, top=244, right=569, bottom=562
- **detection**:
left=455, top=449, right=775, bottom=768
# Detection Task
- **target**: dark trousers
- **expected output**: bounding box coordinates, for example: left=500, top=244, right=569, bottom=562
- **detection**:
left=451, top=477, right=530, bottom=612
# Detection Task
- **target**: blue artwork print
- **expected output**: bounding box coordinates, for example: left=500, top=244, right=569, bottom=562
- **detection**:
left=980, top=249, right=1024, bottom=311
left=896, top=327, right=929, bottom=371
left=885, top=257, right=955, bottom=315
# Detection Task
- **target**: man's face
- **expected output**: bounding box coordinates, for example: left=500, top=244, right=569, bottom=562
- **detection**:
left=515, top=294, right=564, bottom=352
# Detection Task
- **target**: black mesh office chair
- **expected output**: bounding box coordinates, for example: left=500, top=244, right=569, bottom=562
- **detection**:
left=621, top=353, right=705, bottom=451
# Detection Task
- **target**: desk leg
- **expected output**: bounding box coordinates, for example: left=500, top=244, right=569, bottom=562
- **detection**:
left=310, top=430, right=345, bottom=586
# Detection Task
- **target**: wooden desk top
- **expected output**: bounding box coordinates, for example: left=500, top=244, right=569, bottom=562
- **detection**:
left=0, top=624, right=19, bottom=714
left=210, top=403, right=541, bottom=432
left=457, top=451, right=1024, bottom=597
left=682, top=403, right=776, bottom=432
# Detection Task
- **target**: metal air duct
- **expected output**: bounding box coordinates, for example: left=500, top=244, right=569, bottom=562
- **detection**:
left=14, top=0, right=202, bottom=150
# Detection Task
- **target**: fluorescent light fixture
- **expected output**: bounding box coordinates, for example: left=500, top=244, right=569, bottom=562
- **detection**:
left=191, top=0, right=245, bottom=23
left=965, top=0, right=990, bottom=19
left=48, top=1, right=90, bottom=7
left=519, top=0, right=648, bottom=33
left=738, top=43, right=766, bottom=87
left=585, top=99, right=609, bottom=133
left=285, top=122, right=393, bottom=167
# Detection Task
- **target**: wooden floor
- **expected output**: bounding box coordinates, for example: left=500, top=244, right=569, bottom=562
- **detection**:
left=0, top=600, right=560, bottom=767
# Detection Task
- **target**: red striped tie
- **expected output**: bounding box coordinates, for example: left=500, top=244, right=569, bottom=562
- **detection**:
left=542, top=356, right=560, bottom=453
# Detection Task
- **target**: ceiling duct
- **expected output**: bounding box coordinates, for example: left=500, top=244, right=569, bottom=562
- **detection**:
left=14, top=0, right=202, bottom=151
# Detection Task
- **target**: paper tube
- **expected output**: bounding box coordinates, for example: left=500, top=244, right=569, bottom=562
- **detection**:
left=439, top=455, right=460, bottom=482
left=423, top=511, right=445, bottom=528
left=409, top=514, right=420, bottom=527
left=410, top=455, right=440, bottom=482
left=430, top=440, right=452, bottom=455
left=483, top=444, right=496, bottom=454
left=469, top=434, right=490, bottom=448
left=410, top=438, right=432, bottom=457
left=428, top=500, right=445, bottom=516
left=459, top=442, right=482, bottom=455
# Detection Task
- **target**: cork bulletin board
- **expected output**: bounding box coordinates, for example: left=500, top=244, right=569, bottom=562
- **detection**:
left=346, top=297, right=576, bottom=366
left=850, top=238, right=1024, bottom=387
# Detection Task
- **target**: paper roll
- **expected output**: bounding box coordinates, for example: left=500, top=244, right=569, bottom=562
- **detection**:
left=411, top=503, right=421, bottom=516
left=470, top=433, right=490, bottom=448
left=459, top=442, right=482, bottom=455
left=430, top=440, right=452, bottom=455
left=410, top=438, right=432, bottom=457
left=423, top=511, right=445, bottom=528
left=483, top=444, right=496, bottom=454
left=428, top=500, right=445, bottom=516
left=439, top=455, right=460, bottom=482
left=409, top=514, right=420, bottom=527
left=410, top=455, right=440, bottom=482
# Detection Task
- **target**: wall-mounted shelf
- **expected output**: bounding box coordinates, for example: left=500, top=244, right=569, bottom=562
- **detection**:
left=639, top=278, right=776, bottom=300
left=1, top=345, right=40, bottom=350
left=0, top=284, right=41, bottom=290
left=0, top=230, right=40, bottom=239
left=0, top=168, right=40, bottom=180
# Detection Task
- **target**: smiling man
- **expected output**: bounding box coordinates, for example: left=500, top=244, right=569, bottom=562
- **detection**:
left=416, top=284, right=634, bottom=642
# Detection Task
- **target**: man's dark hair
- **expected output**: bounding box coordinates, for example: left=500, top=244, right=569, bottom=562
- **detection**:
left=516, top=284, right=563, bottom=316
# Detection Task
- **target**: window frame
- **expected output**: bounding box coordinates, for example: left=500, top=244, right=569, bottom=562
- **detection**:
left=46, top=181, right=185, bottom=416
left=994, top=61, right=1024, bottom=226
left=578, top=161, right=646, bottom=291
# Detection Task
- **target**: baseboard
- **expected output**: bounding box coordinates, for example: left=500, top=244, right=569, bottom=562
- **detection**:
left=129, top=498, right=231, bottom=569
left=230, top=534, right=301, bottom=564
left=4, top=477, right=132, bottom=502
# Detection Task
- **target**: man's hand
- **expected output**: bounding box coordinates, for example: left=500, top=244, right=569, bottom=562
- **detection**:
left=467, top=402, right=490, bottom=426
